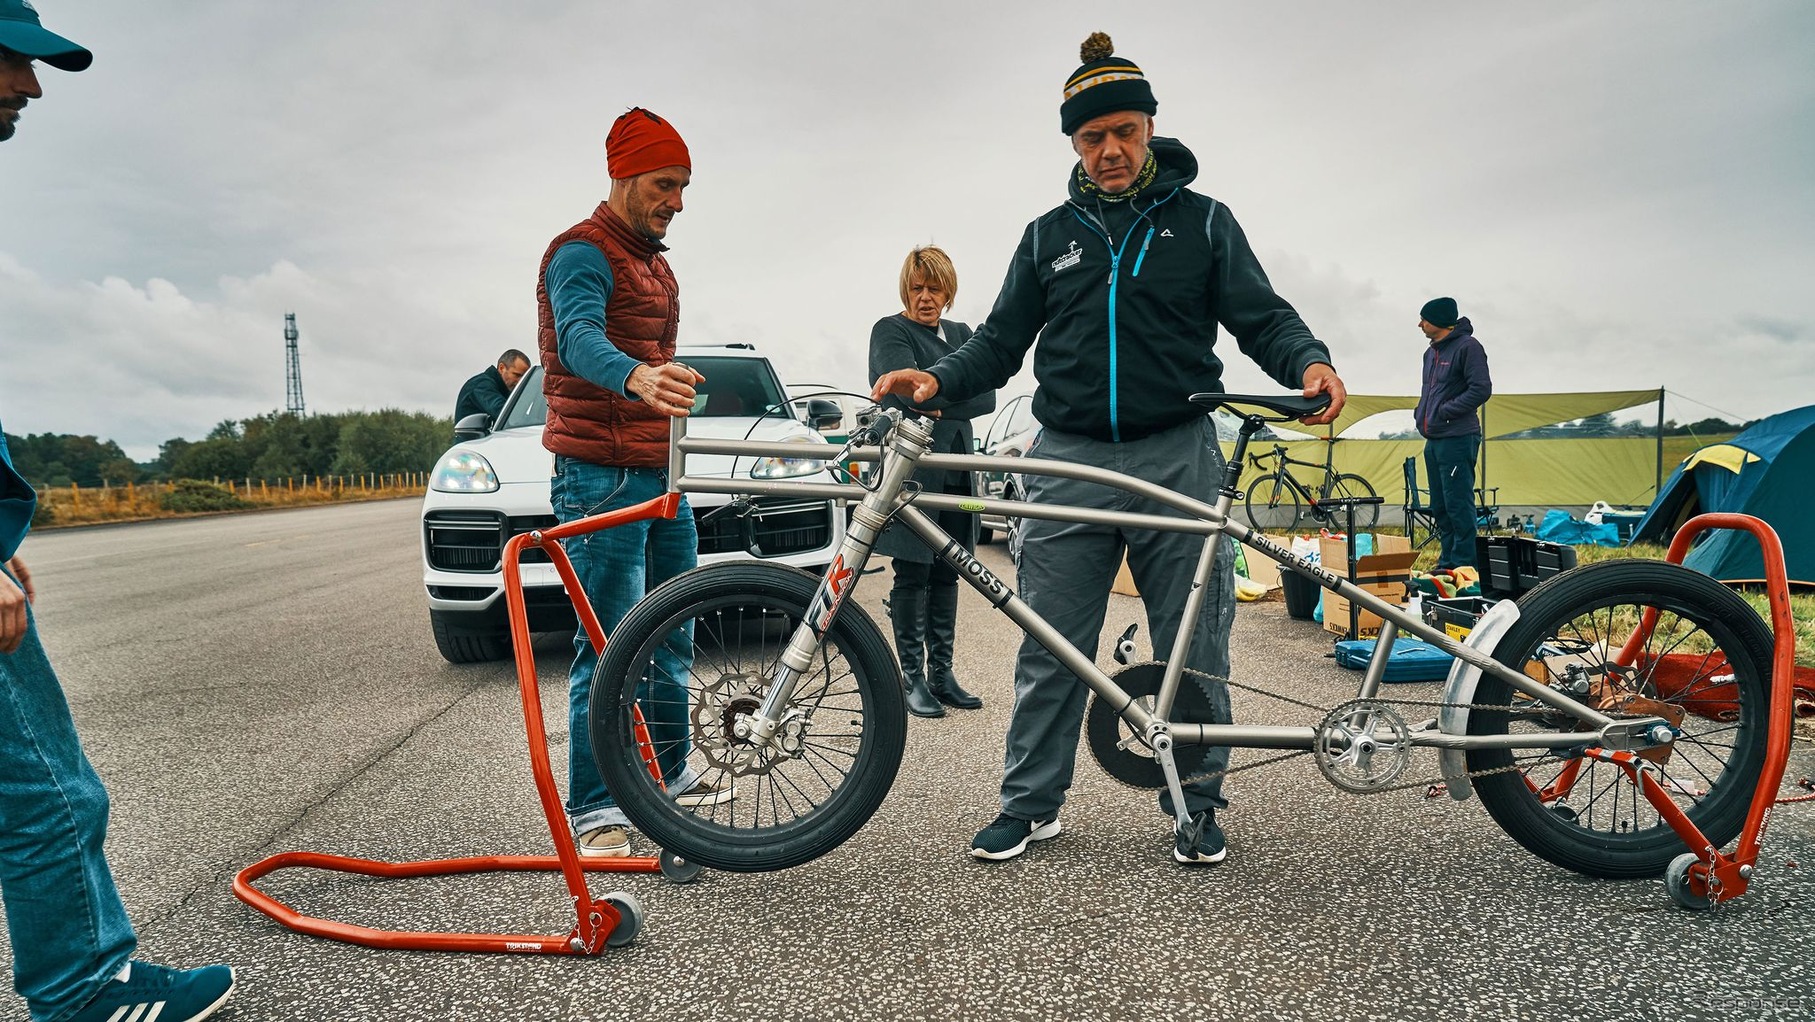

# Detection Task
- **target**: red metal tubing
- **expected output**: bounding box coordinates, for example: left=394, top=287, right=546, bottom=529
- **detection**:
left=1593, top=513, right=1796, bottom=904
left=232, top=493, right=679, bottom=954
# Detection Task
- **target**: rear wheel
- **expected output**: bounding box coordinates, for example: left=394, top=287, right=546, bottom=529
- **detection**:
left=1319, top=474, right=1380, bottom=529
left=589, top=562, right=907, bottom=872
left=1465, top=560, right=1773, bottom=878
left=1243, top=474, right=1303, bottom=533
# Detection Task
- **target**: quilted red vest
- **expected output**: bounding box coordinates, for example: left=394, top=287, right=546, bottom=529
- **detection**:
left=536, top=203, right=679, bottom=467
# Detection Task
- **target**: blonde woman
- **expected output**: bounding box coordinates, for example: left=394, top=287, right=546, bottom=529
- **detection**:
left=867, top=246, right=996, bottom=717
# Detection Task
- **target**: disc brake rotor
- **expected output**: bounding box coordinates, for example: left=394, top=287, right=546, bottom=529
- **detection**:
left=1085, top=663, right=1219, bottom=789
left=690, top=671, right=784, bottom=777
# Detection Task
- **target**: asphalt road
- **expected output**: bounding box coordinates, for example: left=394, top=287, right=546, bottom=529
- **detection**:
left=4, top=499, right=1813, bottom=1022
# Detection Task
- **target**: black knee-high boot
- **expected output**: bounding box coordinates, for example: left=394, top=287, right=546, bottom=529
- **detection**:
left=926, top=583, right=982, bottom=709
left=889, top=585, right=944, bottom=718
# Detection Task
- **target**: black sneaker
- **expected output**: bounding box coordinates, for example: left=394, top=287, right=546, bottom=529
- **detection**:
left=970, top=812, right=1061, bottom=861
left=1173, top=810, right=1227, bottom=866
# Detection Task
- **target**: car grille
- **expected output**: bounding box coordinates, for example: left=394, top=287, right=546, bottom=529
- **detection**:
left=697, top=497, right=833, bottom=558
left=429, top=499, right=831, bottom=572
left=425, top=512, right=558, bottom=572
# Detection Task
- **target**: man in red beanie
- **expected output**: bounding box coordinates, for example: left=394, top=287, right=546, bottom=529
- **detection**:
left=534, top=107, right=729, bottom=858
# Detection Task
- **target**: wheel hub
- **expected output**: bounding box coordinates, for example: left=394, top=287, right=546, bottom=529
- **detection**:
left=692, top=672, right=801, bottom=777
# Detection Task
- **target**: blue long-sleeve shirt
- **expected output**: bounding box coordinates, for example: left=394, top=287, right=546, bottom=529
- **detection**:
left=546, top=241, right=642, bottom=399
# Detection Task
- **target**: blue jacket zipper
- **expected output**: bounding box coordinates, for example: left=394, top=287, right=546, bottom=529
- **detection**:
left=1067, top=192, right=1174, bottom=442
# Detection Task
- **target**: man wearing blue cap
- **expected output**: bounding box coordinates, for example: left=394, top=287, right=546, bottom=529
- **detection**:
left=1414, top=297, right=1492, bottom=571
left=1, top=4, right=237, bottom=1020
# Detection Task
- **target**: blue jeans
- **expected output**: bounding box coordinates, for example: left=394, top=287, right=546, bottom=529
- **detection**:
left=1424, top=434, right=1482, bottom=570
left=550, top=458, right=698, bottom=833
left=1, top=572, right=137, bottom=1022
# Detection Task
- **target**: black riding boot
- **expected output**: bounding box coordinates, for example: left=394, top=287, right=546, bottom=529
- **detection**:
left=890, top=585, right=944, bottom=718
left=926, top=583, right=983, bottom=710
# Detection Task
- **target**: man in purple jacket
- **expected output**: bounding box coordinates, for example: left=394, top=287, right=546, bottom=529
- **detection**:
left=1414, top=297, right=1492, bottom=570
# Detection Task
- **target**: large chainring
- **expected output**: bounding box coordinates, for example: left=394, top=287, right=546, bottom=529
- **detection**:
left=1085, top=663, right=1222, bottom=789
left=1313, top=699, right=1414, bottom=793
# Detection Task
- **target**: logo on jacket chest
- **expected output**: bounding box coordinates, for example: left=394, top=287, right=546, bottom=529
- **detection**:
left=1051, top=240, right=1083, bottom=274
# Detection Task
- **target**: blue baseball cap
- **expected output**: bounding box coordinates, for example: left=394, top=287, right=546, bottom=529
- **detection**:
left=0, top=0, right=91, bottom=72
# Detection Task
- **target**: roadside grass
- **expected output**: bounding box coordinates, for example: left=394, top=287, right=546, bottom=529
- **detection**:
left=32, top=474, right=427, bottom=528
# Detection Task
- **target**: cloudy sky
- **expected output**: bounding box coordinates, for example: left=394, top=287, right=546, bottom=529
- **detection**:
left=4, top=0, right=1811, bottom=459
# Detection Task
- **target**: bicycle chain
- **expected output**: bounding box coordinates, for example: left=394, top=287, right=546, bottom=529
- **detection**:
left=1145, top=671, right=1559, bottom=795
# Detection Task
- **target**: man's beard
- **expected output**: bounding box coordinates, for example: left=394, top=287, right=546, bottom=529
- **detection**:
left=0, top=99, right=23, bottom=142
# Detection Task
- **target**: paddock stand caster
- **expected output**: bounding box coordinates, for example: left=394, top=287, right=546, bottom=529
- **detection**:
left=660, top=848, right=705, bottom=884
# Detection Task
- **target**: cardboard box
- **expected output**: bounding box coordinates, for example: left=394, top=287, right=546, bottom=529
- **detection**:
left=1319, top=534, right=1417, bottom=638
left=1112, top=554, right=1138, bottom=597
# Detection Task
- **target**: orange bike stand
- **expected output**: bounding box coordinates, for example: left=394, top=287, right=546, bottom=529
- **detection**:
left=1605, top=512, right=1799, bottom=908
left=234, top=493, right=689, bottom=954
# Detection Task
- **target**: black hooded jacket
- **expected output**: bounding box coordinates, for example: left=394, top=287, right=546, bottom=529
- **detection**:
left=927, top=137, right=1332, bottom=442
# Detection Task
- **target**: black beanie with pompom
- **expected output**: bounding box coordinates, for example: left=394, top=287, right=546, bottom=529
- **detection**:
left=1059, top=31, right=1157, bottom=135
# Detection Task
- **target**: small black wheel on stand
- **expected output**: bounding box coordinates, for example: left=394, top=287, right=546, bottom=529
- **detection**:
left=601, top=891, right=645, bottom=948
left=658, top=848, right=704, bottom=884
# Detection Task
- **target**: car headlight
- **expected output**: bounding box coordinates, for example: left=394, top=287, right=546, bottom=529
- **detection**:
left=750, top=435, right=826, bottom=480
left=431, top=450, right=500, bottom=493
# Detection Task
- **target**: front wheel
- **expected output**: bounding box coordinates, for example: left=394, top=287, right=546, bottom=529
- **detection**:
left=1465, top=560, right=1773, bottom=879
left=1244, top=474, right=1304, bottom=533
left=589, top=562, right=907, bottom=872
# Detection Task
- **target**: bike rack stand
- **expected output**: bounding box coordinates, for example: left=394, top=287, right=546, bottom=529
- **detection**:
left=1604, top=512, right=1798, bottom=908
left=234, top=494, right=684, bottom=954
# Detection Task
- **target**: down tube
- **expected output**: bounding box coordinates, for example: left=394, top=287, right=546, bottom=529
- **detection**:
left=890, top=503, right=1144, bottom=721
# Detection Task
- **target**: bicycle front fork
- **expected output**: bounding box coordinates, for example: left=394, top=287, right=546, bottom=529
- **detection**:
left=736, top=414, right=936, bottom=751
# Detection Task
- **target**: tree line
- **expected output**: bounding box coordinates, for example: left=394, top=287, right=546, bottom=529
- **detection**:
left=6, top=408, right=454, bottom=488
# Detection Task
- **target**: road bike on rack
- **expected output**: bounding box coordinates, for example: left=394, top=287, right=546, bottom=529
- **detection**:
left=1244, top=437, right=1378, bottom=532
left=585, top=393, right=1790, bottom=908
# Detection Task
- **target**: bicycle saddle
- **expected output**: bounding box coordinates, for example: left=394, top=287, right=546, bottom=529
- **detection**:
left=1189, top=392, right=1331, bottom=420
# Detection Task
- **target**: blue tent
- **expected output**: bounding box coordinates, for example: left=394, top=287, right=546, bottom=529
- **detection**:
left=1632, top=405, right=1815, bottom=585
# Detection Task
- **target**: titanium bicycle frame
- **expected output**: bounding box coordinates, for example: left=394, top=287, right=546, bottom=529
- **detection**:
left=666, top=408, right=1681, bottom=833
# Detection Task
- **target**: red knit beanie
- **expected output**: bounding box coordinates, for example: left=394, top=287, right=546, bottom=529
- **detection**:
left=606, top=108, right=691, bottom=180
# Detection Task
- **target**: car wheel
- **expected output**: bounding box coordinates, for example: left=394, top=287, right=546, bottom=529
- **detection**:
left=430, top=609, right=512, bottom=664
left=977, top=525, right=997, bottom=545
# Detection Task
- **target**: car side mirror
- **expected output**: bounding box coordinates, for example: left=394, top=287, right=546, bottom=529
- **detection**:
left=805, top=398, right=843, bottom=433
left=453, top=412, right=492, bottom=443
left=973, top=437, right=985, bottom=452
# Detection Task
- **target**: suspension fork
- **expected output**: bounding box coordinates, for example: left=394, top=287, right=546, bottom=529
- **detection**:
left=738, top=414, right=936, bottom=744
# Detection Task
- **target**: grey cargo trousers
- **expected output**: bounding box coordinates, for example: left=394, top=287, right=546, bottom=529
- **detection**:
left=1001, top=416, right=1235, bottom=821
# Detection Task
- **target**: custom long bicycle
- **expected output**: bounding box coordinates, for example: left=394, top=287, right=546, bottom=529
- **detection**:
left=587, top=393, right=1788, bottom=907
left=1243, top=436, right=1379, bottom=532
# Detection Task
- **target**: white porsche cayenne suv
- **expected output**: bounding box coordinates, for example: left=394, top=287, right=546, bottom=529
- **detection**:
left=422, top=345, right=847, bottom=663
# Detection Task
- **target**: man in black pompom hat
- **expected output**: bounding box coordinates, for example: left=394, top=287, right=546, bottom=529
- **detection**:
left=877, top=31, right=1349, bottom=869
left=1414, top=297, right=1493, bottom=571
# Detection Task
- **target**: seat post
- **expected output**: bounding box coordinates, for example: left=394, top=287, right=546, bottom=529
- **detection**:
left=1221, top=414, right=1267, bottom=500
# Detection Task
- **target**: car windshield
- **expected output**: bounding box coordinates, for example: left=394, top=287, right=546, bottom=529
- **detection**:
left=496, top=358, right=791, bottom=429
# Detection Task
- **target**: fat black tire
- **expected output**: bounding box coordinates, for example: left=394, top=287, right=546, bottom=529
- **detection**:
left=429, top=609, right=511, bottom=664
left=1243, top=474, right=1303, bottom=533
left=1465, top=560, right=1773, bottom=879
left=1322, top=474, right=1380, bottom=529
left=589, top=562, right=906, bottom=872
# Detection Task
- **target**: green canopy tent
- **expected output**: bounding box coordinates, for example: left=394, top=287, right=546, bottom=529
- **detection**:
left=1229, top=388, right=1668, bottom=507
